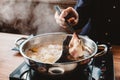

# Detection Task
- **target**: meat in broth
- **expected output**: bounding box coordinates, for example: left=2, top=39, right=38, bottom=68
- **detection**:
left=69, top=33, right=85, bottom=59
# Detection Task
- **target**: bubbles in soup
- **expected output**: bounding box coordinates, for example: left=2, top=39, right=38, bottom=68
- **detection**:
left=25, top=44, right=62, bottom=64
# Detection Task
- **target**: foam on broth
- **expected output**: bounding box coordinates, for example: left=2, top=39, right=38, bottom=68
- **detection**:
left=25, top=43, right=62, bottom=64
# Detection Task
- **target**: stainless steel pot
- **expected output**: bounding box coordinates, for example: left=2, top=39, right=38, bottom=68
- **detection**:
left=14, top=32, right=108, bottom=75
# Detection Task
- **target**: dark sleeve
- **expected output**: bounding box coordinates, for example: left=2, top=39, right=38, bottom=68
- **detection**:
left=73, top=0, right=92, bottom=30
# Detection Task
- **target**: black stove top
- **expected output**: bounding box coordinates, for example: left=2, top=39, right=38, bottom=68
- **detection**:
left=9, top=51, right=114, bottom=80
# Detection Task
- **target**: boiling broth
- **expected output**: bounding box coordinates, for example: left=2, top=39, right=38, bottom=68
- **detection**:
left=25, top=44, right=62, bottom=64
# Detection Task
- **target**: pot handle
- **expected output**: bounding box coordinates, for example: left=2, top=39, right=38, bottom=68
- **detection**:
left=12, top=35, right=33, bottom=51
left=94, top=44, right=108, bottom=58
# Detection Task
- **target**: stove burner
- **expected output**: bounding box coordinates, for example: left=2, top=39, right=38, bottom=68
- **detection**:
left=9, top=51, right=114, bottom=80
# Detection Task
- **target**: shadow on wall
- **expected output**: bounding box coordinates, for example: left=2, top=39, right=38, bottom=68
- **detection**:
left=0, top=0, right=76, bottom=35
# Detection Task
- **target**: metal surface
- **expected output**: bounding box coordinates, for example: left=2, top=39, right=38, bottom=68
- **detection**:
left=15, top=32, right=108, bottom=75
left=9, top=51, right=114, bottom=80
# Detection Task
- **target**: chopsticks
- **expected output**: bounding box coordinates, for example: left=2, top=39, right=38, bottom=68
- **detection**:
left=54, top=5, right=75, bottom=33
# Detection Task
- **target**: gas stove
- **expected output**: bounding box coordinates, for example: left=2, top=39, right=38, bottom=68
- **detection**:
left=9, top=51, right=114, bottom=80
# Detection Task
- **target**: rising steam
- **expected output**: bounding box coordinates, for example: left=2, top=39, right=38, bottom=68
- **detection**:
left=0, top=0, right=65, bottom=35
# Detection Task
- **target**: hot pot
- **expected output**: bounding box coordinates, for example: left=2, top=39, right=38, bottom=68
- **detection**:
left=14, top=32, right=108, bottom=75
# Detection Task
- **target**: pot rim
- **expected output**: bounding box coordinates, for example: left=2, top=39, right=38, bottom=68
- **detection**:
left=19, top=32, right=98, bottom=65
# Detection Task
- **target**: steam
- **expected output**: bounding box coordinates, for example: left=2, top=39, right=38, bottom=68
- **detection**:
left=32, top=3, right=65, bottom=34
left=0, top=0, right=65, bottom=35
left=0, top=0, right=15, bottom=24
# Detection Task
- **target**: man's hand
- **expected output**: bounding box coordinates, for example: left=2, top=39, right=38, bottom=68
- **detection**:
left=54, top=7, right=79, bottom=29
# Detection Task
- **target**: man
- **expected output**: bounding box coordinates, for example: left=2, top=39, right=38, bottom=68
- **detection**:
left=55, top=0, right=120, bottom=45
